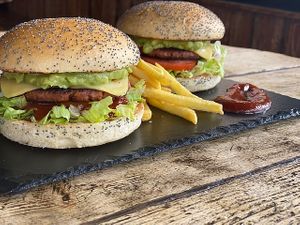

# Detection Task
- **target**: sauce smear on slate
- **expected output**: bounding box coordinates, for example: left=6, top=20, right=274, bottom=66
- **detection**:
left=215, top=83, right=271, bottom=114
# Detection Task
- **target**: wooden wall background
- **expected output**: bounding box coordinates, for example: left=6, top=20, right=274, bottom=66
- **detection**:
left=0, top=0, right=299, bottom=57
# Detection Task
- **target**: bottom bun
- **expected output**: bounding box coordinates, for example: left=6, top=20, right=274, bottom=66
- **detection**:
left=0, top=104, right=144, bottom=149
left=176, top=74, right=221, bottom=92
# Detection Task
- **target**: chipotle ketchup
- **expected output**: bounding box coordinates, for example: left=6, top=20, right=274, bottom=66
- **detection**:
left=25, top=96, right=129, bottom=121
left=215, top=83, right=271, bottom=114
left=25, top=102, right=90, bottom=121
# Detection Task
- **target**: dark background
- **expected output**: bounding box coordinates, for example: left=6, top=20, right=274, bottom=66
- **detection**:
left=0, top=0, right=299, bottom=57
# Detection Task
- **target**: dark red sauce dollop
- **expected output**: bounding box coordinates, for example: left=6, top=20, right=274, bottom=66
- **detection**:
left=215, top=83, right=272, bottom=114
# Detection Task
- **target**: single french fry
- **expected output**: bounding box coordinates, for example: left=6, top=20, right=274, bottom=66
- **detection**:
left=129, top=74, right=139, bottom=85
left=143, top=87, right=224, bottom=115
left=161, top=86, right=172, bottom=92
left=147, top=98, right=197, bottom=124
left=142, top=101, right=152, bottom=121
left=132, top=66, right=161, bottom=89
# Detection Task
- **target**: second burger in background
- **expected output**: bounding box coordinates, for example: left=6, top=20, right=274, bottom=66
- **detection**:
left=117, top=1, right=227, bottom=92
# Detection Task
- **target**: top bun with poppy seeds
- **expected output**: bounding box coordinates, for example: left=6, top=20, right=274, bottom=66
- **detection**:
left=117, top=1, right=225, bottom=40
left=117, top=1, right=227, bottom=92
left=0, top=17, right=140, bottom=73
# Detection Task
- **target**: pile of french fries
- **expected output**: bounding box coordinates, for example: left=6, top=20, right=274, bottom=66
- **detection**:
left=130, top=59, right=224, bottom=124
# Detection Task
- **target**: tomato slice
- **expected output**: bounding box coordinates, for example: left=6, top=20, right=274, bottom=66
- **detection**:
left=142, top=56, right=197, bottom=71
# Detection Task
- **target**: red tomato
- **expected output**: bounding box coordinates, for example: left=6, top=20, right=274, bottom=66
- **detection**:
left=142, top=56, right=197, bottom=71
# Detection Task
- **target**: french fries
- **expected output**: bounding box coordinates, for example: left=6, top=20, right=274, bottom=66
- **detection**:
left=142, top=101, right=152, bottom=122
left=147, top=98, right=197, bottom=124
left=131, top=59, right=223, bottom=123
left=131, top=66, right=161, bottom=89
left=138, top=59, right=193, bottom=97
left=143, top=87, right=223, bottom=115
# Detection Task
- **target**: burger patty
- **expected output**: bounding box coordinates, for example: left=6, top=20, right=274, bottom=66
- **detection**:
left=144, top=48, right=200, bottom=60
left=25, top=88, right=111, bottom=103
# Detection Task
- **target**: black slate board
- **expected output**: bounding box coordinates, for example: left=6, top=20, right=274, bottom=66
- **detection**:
left=0, top=79, right=299, bottom=195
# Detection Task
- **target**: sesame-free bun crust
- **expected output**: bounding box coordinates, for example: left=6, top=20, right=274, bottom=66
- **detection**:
left=0, top=104, right=144, bottom=149
left=117, top=1, right=225, bottom=40
left=0, top=18, right=140, bottom=73
left=177, top=74, right=221, bottom=92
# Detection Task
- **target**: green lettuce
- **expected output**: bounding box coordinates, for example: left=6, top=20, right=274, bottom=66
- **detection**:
left=3, top=68, right=130, bottom=89
left=0, top=96, right=33, bottom=120
left=0, top=95, right=27, bottom=109
left=81, top=96, right=113, bottom=123
left=126, top=80, right=145, bottom=103
left=3, top=107, right=33, bottom=120
left=115, top=102, right=137, bottom=121
left=39, top=105, right=71, bottom=125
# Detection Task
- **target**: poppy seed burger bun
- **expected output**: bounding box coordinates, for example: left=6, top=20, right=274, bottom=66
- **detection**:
left=0, top=104, right=143, bottom=149
left=0, top=17, right=140, bottom=73
left=117, top=1, right=225, bottom=40
left=176, top=75, right=221, bottom=92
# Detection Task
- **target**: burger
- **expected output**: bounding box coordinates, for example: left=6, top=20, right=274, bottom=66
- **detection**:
left=0, top=18, right=144, bottom=149
left=117, top=1, right=226, bottom=92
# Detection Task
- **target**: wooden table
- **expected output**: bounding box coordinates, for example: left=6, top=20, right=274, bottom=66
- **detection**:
left=0, top=44, right=300, bottom=224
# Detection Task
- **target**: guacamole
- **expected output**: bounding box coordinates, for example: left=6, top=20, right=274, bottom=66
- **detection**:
left=3, top=68, right=131, bottom=89
left=132, top=36, right=212, bottom=54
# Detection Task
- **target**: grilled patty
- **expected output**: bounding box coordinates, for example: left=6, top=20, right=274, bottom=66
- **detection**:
left=144, top=48, right=200, bottom=60
left=25, top=88, right=111, bottom=103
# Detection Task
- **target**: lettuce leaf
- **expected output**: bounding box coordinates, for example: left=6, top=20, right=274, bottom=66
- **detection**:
left=0, top=96, right=27, bottom=109
left=126, top=80, right=145, bottom=103
left=3, top=107, right=33, bottom=120
left=39, top=105, right=71, bottom=125
left=81, top=96, right=113, bottom=123
left=115, top=102, right=137, bottom=121
left=0, top=96, right=32, bottom=120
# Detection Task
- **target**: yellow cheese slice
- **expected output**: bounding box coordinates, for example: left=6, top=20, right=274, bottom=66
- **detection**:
left=194, top=46, right=213, bottom=60
left=1, top=78, right=38, bottom=98
left=0, top=76, right=129, bottom=98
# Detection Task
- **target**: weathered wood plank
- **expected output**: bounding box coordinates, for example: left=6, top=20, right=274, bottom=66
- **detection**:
left=103, top=159, right=300, bottom=225
left=90, top=0, right=117, bottom=25
left=225, top=46, right=300, bottom=76
left=252, top=15, right=285, bottom=53
left=284, top=21, right=300, bottom=58
left=0, top=118, right=299, bottom=224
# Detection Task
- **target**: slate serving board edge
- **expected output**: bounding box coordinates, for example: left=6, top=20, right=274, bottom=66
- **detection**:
left=3, top=107, right=299, bottom=196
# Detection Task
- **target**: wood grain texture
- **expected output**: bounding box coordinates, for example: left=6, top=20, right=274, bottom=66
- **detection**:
left=252, top=15, right=285, bottom=53
left=0, top=118, right=299, bottom=224
left=90, top=0, right=117, bottom=25
left=225, top=46, right=300, bottom=76
left=103, top=159, right=300, bottom=225
left=284, top=21, right=300, bottom=58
